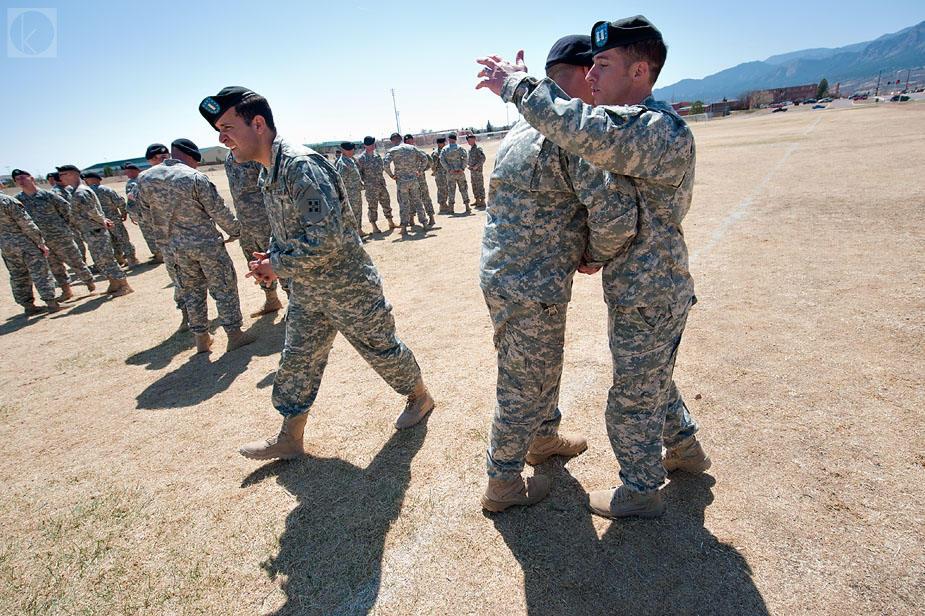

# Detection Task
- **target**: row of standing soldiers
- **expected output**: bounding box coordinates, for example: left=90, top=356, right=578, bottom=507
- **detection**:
left=334, top=132, right=487, bottom=235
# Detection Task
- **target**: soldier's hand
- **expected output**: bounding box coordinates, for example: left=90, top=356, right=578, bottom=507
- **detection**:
left=476, top=50, right=526, bottom=96
left=246, top=257, right=278, bottom=285
left=103, top=218, right=115, bottom=230
left=39, top=243, right=49, bottom=257
left=577, top=256, right=602, bottom=275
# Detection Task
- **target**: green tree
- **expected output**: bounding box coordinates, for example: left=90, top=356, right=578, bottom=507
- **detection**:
left=690, top=100, right=705, bottom=115
left=103, top=165, right=114, bottom=177
left=817, top=78, right=829, bottom=99
left=486, top=120, right=494, bottom=132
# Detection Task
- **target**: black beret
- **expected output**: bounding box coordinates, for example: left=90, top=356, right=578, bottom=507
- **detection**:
left=81, top=171, right=102, bottom=180
left=466, top=134, right=476, bottom=140
left=48, top=172, right=60, bottom=181
left=389, top=132, right=402, bottom=141
left=546, top=34, right=594, bottom=69
left=199, top=86, right=256, bottom=130
left=11, top=168, right=29, bottom=179
left=121, top=163, right=140, bottom=170
left=403, top=134, right=414, bottom=140
left=436, top=137, right=446, bottom=143
left=448, top=133, right=457, bottom=140
left=56, top=164, right=80, bottom=173
left=171, top=138, right=202, bottom=162
left=591, top=15, right=662, bottom=55
left=145, top=143, right=169, bottom=160
left=363, top=136, right=376, bottom=146
left=340, top=142, right=355, bottom=151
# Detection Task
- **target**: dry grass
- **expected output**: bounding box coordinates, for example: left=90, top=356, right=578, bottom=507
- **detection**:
left=1, top=103, right=923, bottom=615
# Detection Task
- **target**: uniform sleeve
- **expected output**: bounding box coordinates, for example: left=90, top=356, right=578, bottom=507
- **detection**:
left=268, top=158, right=348, bottom=278
left=194, top=175, right=241, bottom=240
left=8, top=199, right=45, bottom=247
left=50, top=192, right=72, bottom=224
left=383, top=150, right=395, bottom=177
left=112, top=189, right=127, bottom=218
left=503, top=73, right=695, bottom=186
left=439, top=149, right=451, bottom=171
left=82, top=191, right=107, bottom=225
left=564, top=152, right=638, bottom=267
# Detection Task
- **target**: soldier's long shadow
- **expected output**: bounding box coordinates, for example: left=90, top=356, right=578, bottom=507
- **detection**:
left=0, top=311, right=47, bottom=335
left=134, top=314, right=285, bottom=409
left=491, top=466, right=769, bottom=616
left=241, top=423, right=428, bottom=615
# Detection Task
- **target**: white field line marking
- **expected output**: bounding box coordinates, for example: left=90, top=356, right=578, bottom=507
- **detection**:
left=690, top=115, right=822, bottom=263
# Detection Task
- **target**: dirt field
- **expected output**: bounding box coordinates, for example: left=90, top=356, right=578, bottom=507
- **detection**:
left=1, top=103, right=923, bottom=615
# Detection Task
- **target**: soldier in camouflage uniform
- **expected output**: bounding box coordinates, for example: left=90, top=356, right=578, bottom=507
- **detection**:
left=479, top=35, right=638, bottom=512
left=333, top=142, right=367, bottom=236
left=56, top=165, right=133, bottom=297
left=13, top=169, right=95, bottom=299
left=199, top=86, right=434, bottom=460
left=384, top=133, right=431, bottom=233
left=82, top=172, right=138, bottom=266
left=403, top=134, right=436, bottom=222
left=47, top=171, right=87, bottom=262
left=431, top=137, right=450, bottom=213
left=466, top=134, right=487, bottom=208
left=0, top=193, right=59, bottom=313
left=123, top=163, right=162, bottom=262
left=439, top=133, right=471, bottom=213
left=137, top=139, right=256, bottom=354
left=356, top=136, right=396, bottom=233
left=479, top=15, right=709, bottom=519
left=225, top=150, right=287, bottom=317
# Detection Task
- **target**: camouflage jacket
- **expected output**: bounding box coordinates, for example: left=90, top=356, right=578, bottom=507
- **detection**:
left=0, top=193, right=45, bottom=252
left=15, top=189, right=74, bottom=240
left=124, top=177, right=139, bottom=218
left=467, top=144, right=486, bottom=170
left=384, top=143, right=428, bottom=181
left=68, top=184, right=108, bottom=233
left=480, top=120, right=637, bottom=304
left=334, top=155, right=363, bottom=202
left=258, top=135, right=362, bottom=278
left=503, top=73, right=696, bottom=309
left=224, top=151, right=270, bottom=230
left=431, top=148, right=447, bottom=176
left=51, top=184, right=70, bottom=201
left=135, top=159, right=241, bottom=251
left=439, top=143, right=468, bottom=172
left=356, top=150, right=387, bottom=187
left=89, top=184, right=127, bottom=220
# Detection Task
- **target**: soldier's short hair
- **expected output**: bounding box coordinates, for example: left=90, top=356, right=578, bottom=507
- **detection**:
left=236, top=94, right=276, bottom=131
left=619, top=38, right=667, bottom=85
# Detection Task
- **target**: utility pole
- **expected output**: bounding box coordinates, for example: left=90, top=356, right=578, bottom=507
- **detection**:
left=876, top=69, right=882, bottom=97
left=390, top=89, right=401, bottom=135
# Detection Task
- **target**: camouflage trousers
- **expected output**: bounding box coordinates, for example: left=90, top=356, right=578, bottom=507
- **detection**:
left=417, top=175, right=434, bottom=216
left=470, top=168, right=486, bottom=201
left=170, top=243, right=243, bottom=335
left=45, top=235, right=93, bottom=287
left=136, top=215, right=159, bottom=256
left=1, top=244, right=56, bottom=305
left=434, top=172, right=448, bottom=206
left=345, top=187, right=364, bottom=230
left=72, top=226, right=87, bottom=261
left=395, top=178, right=427, bottom=227
left=272, top=247, right=421, bottom=418
left=446, top=171, right=469, bottom=206
left=162, top=250, right=186, bottom=310
left=484, top=291, right=567, bottom=481
left=80, top=225, right=125, bottom=280
left=365, top=180, right=392, bottom=223
left=239, top=225, right=287, bottom=293
left=108, top=220, right=136, bottom=261
left=606, top=299, right=699, bottom=494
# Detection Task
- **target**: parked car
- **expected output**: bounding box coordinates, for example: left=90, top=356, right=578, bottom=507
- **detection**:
left=890, top=94, right=911, bottom=102
left=803, top=98, right=817, bottom=104
left=812, top=104, right=826, bottom=109
left=772, top=107, right=787, bottom=113
left=819, top=97, right=833, bottom=103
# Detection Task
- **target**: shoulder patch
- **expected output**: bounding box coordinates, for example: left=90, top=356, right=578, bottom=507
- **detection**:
left=594, top=23, right=608, bottom=47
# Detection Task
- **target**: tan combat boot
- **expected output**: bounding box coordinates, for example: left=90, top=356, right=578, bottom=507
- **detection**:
left=126, top=255, right=140, bottom=267
left=427, top=214, right=436, bottom=227
left=104, top=277, right=120, bottom=294
left=86, top=279, right=96, bottom=293
left=588, top=485, right=663, bottom=519
left=226, top=327, right=257, bottom=352
left=194, top=333, right=213, bottom=354
left=111, top=279, right=134, bottom=297
left=151, top=251, right=164, bottom=264
left=239, top=413, right=308, bottom=460
left=481, top=475, right=550, bottom=512
left=56, top=284, right=73, bottom=302
left=663, top=436, right=712, bottom=473
left=251, top=289, right=283, bottom=317
left=387, top=218, right=399, bottom=230
left=525, top=432, right=588, bottom=465
left=177, top=307, right=190, bottom=333
left=23, top=303, right=44, bottom=314
left=45, top=299, right=62, bottom=313
left=371, top=222, right=381, bottom=234
left=394, top=379, right=434, bottom=429
left=400, top=225, right=409, bottom=236
left=465, top=205, right=472, bottom=214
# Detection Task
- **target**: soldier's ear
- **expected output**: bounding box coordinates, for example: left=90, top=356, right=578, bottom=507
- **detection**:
left=253, top=115, right=267, bottom=134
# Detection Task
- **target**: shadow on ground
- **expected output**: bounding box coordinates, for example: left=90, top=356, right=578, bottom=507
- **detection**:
left=241, top=423, right=428, bottom=615
left=133, top=313, right=285, bottom=408
left=490, top=465, right=769, bottom=616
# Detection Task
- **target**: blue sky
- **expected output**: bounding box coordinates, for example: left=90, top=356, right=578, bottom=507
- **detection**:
left=1, top=0, right=922, bottom=176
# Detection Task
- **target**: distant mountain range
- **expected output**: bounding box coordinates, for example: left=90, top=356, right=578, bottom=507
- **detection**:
left=654, top=21, right=925, bottom=103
